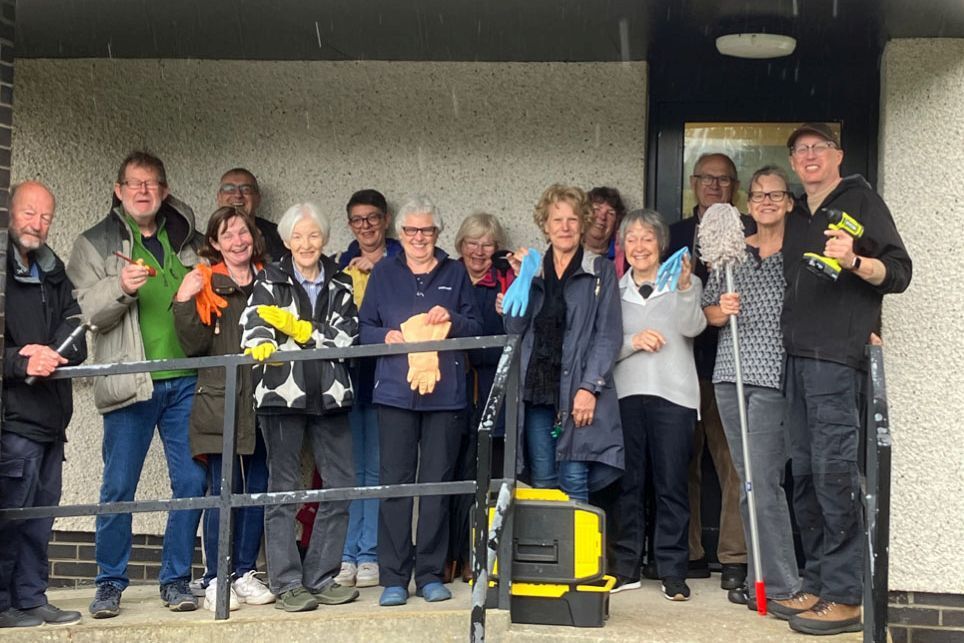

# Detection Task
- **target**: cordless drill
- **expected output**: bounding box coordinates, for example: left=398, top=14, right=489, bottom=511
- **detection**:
left=803, top=208, right=864, bottom=281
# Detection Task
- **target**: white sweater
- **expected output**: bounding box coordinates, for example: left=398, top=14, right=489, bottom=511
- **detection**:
left=613, top=270, right=707, bottom=411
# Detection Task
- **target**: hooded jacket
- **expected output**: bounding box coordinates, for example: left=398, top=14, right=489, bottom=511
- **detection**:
left=505, top=249, right=625, bottom=491
left=240, top=253, right=357, bottom=413
left=782, top=175, right=912, bottom=368
left=66, top=195, right=200, bottom=413
left=3, top=242, right=87, bottom=442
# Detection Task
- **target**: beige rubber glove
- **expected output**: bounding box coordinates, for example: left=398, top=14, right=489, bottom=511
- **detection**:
left=400, top=313, right=451, bottom=395
left=257, top=305, right=312, bottom=344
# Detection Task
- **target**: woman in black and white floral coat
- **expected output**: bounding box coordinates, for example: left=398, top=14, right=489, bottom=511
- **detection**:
left=240, top=202, right=360, bottom=613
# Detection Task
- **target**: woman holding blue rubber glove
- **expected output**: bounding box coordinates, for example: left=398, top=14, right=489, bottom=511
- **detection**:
left=504, top=184, right=624, bottom=503
left=240, top=203, right=359, bottom=613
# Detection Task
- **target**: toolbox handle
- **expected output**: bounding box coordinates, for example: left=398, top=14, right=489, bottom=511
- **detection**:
left=514, top=538, right=559, bottom=563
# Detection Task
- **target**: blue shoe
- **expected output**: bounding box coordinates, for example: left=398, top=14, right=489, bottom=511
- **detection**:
left=416, top=582, right=452, bottom=603
left=379, top=586, right=409, bottom=607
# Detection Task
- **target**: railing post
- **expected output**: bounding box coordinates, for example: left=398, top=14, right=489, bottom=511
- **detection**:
left=497, top=353, right=518, bottom=611
left=214, top=364, right=239, bottom=620
left=863, top=345, right=891, bottom=643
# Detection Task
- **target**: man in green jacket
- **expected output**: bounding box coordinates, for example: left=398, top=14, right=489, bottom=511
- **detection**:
left=67, top=151, right=206, bottom=618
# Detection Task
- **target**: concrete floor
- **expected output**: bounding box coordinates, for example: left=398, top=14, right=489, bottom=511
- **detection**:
left=1, top=577, right=863, bottom=642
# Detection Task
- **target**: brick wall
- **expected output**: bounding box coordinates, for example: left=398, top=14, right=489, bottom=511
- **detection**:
left=890, top=591, right=964, bottom=642
left=47, top=530, right=204, bottom=589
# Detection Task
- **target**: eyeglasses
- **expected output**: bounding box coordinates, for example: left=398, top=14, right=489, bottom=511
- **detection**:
left=748, top=190, right=789, bottom=203
left=463, top=240, right=496, bottom=252
left=401, top=226, right=438, bottom=237
left=790, top=141, right=837, bottom=157
left=122, top=180, right=163, bottom=192
left=348, top=213, right=385, bottom=229
left=219, top=183, right=258, bottom=196
left=693, top=174, right=734, bottom=187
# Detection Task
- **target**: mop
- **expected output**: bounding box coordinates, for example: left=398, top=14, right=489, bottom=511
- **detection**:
left=697, top=203, right=767, bottom=616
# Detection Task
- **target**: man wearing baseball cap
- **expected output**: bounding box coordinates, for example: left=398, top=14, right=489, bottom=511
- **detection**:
left=781, top=123, right=912, bottom=635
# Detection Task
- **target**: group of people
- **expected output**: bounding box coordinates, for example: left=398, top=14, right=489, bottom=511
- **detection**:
left=0, top=122, right=911, bottom=638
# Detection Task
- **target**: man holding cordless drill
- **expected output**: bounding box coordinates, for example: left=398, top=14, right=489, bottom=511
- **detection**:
left=781, top=123, right=912, bottom=635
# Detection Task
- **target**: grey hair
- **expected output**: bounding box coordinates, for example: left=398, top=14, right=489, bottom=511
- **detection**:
left=395, top=195, right=444, bottom=235
left=618, top=208, right=669, bottom=255
left=748, top=164, right=790, bottom=191
left=455, top=212, right=507, bottom=252
left=277, top=202, right=330, bottom=245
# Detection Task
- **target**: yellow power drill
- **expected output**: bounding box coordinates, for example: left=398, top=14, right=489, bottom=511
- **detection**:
left=804, top=208, right=865, bottom=281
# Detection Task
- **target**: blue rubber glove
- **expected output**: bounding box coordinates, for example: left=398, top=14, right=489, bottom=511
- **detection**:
left=657, top=247, right=689, bottom=292
left=502, top=248, right=541, bottom=317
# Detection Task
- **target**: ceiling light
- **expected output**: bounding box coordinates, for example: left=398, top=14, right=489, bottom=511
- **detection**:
left=716, top=33, right=797, bottom=59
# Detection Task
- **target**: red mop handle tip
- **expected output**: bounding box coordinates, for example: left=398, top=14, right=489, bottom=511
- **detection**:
left=755, top=581, right=767, bottom=616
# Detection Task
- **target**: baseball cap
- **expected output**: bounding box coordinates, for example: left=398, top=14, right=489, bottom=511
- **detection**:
left=786, top=122, right=840, bottom=150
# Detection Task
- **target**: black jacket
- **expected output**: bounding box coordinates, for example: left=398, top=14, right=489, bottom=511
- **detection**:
left=782, top=175, right=912, bottom=369
left=3, top=242, right=87, bottom=442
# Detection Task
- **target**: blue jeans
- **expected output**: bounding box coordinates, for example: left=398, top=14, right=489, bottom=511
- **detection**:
left=524, top=404, right=590, bottom=500
left=202, top=428, right=269, bottom=581
left=342, top=403, right=380, bottom=564
left=95, top=376, right=206, bottom=589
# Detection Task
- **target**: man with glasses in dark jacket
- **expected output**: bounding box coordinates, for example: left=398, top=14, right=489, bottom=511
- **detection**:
left=0, top=181, right=87, bottom=628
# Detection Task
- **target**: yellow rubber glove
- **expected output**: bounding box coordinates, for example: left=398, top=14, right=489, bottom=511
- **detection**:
left=244, top=342, right=279, bottom=365
left=400, top=313, right=451, bottom=395
left=343, top=265, right=370, bottom=309
left=257, top=305, right=312, bottom=344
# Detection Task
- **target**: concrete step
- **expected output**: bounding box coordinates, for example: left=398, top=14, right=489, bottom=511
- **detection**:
left=5, top=577, right=863, bottom=642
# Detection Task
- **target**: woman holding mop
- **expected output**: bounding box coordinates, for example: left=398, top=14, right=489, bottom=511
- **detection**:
left=702, top=165, right=815, bottom=619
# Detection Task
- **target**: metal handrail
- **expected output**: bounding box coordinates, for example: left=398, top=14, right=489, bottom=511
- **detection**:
left=861, top=345, right=892, bottom=643
left=0, top=334, right=521, bottom=641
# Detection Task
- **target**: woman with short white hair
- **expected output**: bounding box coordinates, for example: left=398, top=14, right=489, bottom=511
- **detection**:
left=240, top=202, right=359, bottom=613
left=359, top=195, right=482, bottom=607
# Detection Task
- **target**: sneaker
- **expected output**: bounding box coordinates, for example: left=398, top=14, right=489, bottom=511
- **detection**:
left=21, top=603, right=81, bottom=625
left=275, top=587, right=319, bottom=612
left=770, top=591, right=821, bottom=621
left=379, top=586, right=408, bottom=607
left=189, top=577, right=208, bottom=598
left=610, top=576, right=642, bottom=594
left=416, top=581, right=452, bottom=603
left=204, top=578, right=241, bottom=612
left=233, top=570, right=276, bottom=605
left=686, top=558, right=711, bottom=579
left=334, top=561, right=357, bottom=587
left=311, top=582, right=359, bottom=606
left=720, top=563, right=747, bottom=590
left=89, top=583, right=123, bottom=619
left=160, top=580, right=198, bottom=612
left=355, top=562, right=379, bottom=588
left=0, top=607, right=43, bottom=628
left=789, top=600, right=861, bottom=635
left=661, top=577, right=691, bottom=601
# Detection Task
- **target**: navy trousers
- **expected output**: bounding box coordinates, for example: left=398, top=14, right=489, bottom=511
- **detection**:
left=0, top=432, right=64, bottom=611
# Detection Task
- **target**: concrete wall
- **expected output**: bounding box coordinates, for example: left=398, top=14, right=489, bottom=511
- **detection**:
left=880, top=39, right=964, bottom=594
left=10, top=58, right=648, bottom=533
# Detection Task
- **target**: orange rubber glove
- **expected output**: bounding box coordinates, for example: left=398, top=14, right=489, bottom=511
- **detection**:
left=194, top=264, right=228, bottom=326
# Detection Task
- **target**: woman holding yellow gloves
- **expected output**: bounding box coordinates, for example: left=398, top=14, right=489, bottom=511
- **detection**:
left=239, top=203, right=360, bottom=613
left=358, top=195, right=482, bottom=607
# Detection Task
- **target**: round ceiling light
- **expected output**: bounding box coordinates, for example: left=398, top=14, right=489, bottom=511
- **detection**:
left=716, top=33, right=797, bottom=59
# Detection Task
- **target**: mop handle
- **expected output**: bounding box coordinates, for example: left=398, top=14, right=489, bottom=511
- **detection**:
left=24, top=321, right=90, bottom=386
left=725, top=265, right=767, bottom=616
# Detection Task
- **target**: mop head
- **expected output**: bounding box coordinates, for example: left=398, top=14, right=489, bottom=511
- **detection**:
left=697, top=203, right=747, bottom=270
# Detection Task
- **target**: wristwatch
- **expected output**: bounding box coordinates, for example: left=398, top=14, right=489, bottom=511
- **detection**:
left=850, top=256, right=862, bottom=271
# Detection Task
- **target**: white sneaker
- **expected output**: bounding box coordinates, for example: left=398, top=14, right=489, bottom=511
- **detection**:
left=189, top=577, right=207, bottom=598
left=232, top=570, right=275, bottom=605
left=335, top=561, right=357, bottom=587
left=204, top=578, right=241, bottom=612
left=355, top=562, right=379, bottom=588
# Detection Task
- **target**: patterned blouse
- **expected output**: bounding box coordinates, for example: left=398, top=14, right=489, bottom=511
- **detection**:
left=702, top=247, right=785, bottom=390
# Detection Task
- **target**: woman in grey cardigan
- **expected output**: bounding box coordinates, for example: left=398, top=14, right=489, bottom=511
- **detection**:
left=703, top=165, right=814, bottom=619
left=610, top=209, right=706, bottom=601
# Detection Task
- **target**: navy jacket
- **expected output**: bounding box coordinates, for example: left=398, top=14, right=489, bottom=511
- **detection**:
left=359, top=248, right=482, bottom=411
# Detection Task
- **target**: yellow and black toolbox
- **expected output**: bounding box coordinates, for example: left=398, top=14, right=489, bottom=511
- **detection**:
left=486, top=488, right=614, bottom=627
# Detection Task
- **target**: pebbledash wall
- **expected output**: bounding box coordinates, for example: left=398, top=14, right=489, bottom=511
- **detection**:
left=9, top=58, right=648, bottom=542
left=879, top=39, right=964, bottom=640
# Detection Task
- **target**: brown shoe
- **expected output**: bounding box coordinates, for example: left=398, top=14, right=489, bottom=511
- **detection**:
left=789, top=600, right=861, bottom=635
left=460, top=559, right=473, bottom=583
left=442, top=560, right=457, bottom=584
left=769, top=592, right=821, bottom=620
